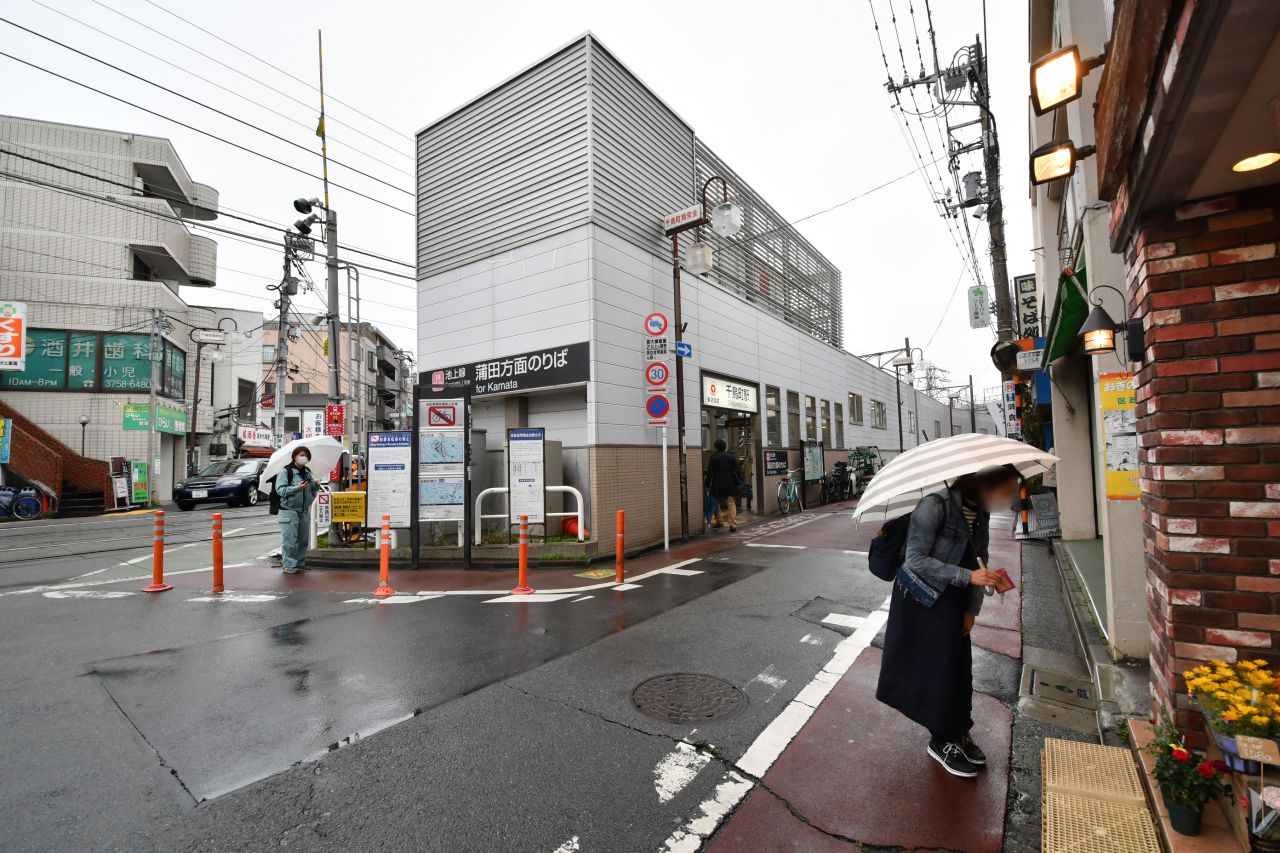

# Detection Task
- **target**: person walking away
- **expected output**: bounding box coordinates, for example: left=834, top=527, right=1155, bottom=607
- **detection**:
left=705, top=439, right=740, bottom=532
left=875, top=465, right=1020, bottom=778
left=276, top=447, right=319, bottom=573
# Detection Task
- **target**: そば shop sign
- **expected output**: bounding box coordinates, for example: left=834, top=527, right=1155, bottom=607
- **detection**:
left=420, top=341, right=589, bottom=397
left=702, top=374, right=758, bottom=413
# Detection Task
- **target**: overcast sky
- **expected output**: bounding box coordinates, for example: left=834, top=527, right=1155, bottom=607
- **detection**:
left=2, top=0, right=1032, bottom=397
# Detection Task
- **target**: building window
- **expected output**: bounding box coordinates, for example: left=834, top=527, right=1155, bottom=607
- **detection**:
left=870, top=400, right=888, bottom=429
left=787, top=391, right=800, bottom=446
left=834, top=402, right=844, bottom=448
left=848, top=393, right=863, bottom=425
left=804, top=395, right=816, bottom=441
left=367, top=386, right=377, bottom=405
left=765, top=385, right=781, bottom=446
left=952, top=424, right=961, bottom=436
left=934, top=419, right=942, bottom=440
left=820, top=400, right=832, bottom=447
left=263, top=382, right=275, bottom=396
left=907, top=411, right=916, bottom=439
left=293, top=383, right=309, bottom=394
left=367, top=351, right=376, bottom=372
left=261, top=345, right=275, bottom=363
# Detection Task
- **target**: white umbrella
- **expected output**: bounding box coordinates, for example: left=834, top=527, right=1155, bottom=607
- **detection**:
left=258, top=436, right=345, bottom=492
left=852, top=433, right=1058, bottom=522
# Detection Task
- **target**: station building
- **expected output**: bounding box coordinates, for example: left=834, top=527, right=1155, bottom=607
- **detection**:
left=416, top=34, right=996, bottom=550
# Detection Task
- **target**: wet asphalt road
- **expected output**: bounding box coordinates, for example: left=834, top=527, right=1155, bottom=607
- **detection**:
left=0, top=504, right=886, bottom=852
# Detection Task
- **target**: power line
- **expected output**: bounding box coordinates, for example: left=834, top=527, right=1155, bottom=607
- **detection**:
left=0, top=50, right=414, bottom=216
left=20, top=0, right=414, bottom=175
left=81, top=0, right=412, bottom=160
left=0, top=18, right=412, bottom=199
left=137, top=0, right=413, bottom=144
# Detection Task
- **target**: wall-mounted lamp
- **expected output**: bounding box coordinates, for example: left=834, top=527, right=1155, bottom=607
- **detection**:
left=1030, top=43, right=1107, bottom=116
left=1030, top=139, right=1097, bottom=185
left=1067, top=276, right=1145, bottom=362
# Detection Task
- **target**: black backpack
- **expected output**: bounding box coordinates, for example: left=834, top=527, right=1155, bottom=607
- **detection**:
left=866, top=493, right=948, bottom=581
left=267, top=467, right=296, bottom=516
left=867, top=513, right=913, bottom=581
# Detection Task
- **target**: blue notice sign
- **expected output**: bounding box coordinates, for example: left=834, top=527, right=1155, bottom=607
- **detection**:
left=369, top=432, right=411, bottom=447
left=676, top=341, right=693, bottom=358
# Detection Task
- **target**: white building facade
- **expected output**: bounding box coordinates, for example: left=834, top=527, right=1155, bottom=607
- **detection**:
left=416, top=36, right=994, bottom=549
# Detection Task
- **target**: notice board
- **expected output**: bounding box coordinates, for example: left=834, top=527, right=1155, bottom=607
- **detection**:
left=367, top=431, right=411, bottom=527
left=507, top=428, right=546, bottom=525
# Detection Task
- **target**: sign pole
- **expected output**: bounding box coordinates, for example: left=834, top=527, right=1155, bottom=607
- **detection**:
left=671, top=235, right=689, bottom=542
left=410, top=384, right=420, bottom=571
left=662, top=425, right=670, bottom=550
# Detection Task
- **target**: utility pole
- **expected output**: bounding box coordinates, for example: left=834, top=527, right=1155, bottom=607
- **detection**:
left=973, top=36, right=1014, bottom=345
left=147, top=307, right=162, bottom=504
left=969, top=374, right=977, bottom=432
left=318, top=30, right=342, bottom=542
left=275, top=244, right=292, bottom=449
left=671, top=236, right=689, bottom=542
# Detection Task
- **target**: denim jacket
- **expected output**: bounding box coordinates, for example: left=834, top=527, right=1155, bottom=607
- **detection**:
left=896, top=488, right=990, bottom=616
left=274, top=465, right=317, bottom=513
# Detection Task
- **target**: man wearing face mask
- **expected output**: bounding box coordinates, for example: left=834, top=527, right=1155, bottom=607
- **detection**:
left=275, top=446, right=319, bottom=573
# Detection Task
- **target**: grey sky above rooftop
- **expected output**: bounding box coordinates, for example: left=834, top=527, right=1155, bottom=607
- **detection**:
left=1, top=0, right=1032, bottom=395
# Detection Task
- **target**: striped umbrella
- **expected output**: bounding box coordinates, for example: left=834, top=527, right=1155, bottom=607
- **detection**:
left=851, top=433, right=1058, bottom=522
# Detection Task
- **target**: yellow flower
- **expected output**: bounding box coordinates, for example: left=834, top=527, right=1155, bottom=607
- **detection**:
left=1255, top=716, right=1272, bottom=727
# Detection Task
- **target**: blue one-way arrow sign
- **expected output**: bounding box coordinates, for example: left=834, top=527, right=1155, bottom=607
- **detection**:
left=675, top=341, right=693, bottom=358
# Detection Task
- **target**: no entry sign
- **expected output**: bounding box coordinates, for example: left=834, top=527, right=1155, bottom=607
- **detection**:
left=645, top=361, right=669, bottom=388
left=644, top=312, right=669, bottom=337
left=646, top=393, right=670, bottom=425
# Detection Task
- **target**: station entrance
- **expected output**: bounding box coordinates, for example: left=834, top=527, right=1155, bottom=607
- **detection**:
left=699, top=372, right=761, bottom=517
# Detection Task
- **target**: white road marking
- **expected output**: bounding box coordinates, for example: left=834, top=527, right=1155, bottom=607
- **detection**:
left=843, top=549, right=868, bottom=556
left=187, top=592, right=282, bottom=603
left=654, top=742, right=712, bottom=803
left=612, top=582, right=641, bottom=591
left=551, top=837, right=580, bottom=853
left=662, top=594, right=892, bottom=850
left=573, top=595, right=593, bottom=602
left=799, top=633, right=822, bottom=645
left=746, top=665, right=787, bottom=703
left=42, top=589, right=136, bottom=600
left=660, top=772, right=753, bottom=852
left=820, top=613, right=865, bottom=629
left=483, top=593, right=580, bottom=603
left=340, top=594, right=441, bottom=605
left=0, top=563, right=252, bottom=598
left=745, top=543, right=805, bottom=549
left=657, top=566, right=703, bottom=576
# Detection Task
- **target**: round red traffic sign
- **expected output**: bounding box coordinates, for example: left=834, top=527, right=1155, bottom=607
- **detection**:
left=644, top=312, right=669, bottom=337
left=645, top=362, right=669, bottom=386
left=645, top=394, right=670, bottom=420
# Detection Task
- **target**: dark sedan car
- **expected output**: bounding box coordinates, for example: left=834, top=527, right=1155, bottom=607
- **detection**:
left=175, top=459, right=268, bottom=511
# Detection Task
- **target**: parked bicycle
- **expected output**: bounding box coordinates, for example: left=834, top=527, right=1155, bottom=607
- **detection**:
left=776, top=467, right=805, bottom=515
left=825, top=460, right=854, bottom=502
left=0, top=486, right=45, bottom=520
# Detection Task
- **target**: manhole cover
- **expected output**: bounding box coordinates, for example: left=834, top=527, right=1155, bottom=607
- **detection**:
left=631, top=673, right=747, bottom=725
left=1030, top=669, right=1097, bottom=710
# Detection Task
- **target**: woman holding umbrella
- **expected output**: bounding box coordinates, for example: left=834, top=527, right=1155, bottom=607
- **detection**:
left=275, top=446, right=320, bottom=573
left=852, top=434, right=1056, bottom=779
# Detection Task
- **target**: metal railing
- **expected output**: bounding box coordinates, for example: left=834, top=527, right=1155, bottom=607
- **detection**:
left=473, top=485, right=586, bottom=546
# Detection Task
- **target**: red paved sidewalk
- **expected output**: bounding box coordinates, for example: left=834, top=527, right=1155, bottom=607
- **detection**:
left=708, top=515, right=1024, bottom=851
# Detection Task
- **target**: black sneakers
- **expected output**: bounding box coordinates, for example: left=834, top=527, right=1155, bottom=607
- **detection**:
left=928, top=737, right=980, bottom=778
left=959, top=733, right=987, bottom=765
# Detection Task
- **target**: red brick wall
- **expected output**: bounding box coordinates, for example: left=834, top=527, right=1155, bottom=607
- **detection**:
left=0, top=399, right=109, bottom=503
left=1127, top=186, right=1280, bottom=740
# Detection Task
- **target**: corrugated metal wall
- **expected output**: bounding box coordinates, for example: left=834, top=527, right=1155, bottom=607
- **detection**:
left=416, top=41, right=591, bottom=277
left=587, top=41, right=696, bottom=258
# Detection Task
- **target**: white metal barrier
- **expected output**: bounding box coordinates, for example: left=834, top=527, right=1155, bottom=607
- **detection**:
left=474, top=485, right=586, bottom=545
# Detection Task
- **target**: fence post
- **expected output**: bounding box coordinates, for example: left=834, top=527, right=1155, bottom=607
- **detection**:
left=143, top=510, right=171, bottom=592
left=374, top=513, right=395, bottom=597
left=211, top=512, right=224, bottom=593
left=512, top=514, right=534, bottom=594
left=615, top=509, right=625, bottom=584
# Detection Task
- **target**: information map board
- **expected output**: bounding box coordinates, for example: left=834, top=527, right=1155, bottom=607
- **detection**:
left=507, top=428, right=546, bottom=525
left=417, top=397, right=466, bottom=522
left=367, top=431, right=411, bottom=527
left=803, top=441, right=824, bottom=483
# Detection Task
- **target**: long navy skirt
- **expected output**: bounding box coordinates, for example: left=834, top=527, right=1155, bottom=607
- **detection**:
left=875, top=546, right=976, bottom=740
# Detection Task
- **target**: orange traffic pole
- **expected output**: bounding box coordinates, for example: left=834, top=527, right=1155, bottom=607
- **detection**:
left=512, top=514, right=534, bottom=594
left=211, top=512, right=224, bottom=593
left=615, top=510, right=625, bottom=584
left=373, top=514, right=395, bottom=597
left=144, top=510, right=171, bottom=592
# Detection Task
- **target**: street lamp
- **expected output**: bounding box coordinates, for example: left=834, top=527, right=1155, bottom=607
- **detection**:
left=661, top=174, right=743, bottom=542
left=1029, top=44, right=1106, bottom=116
left=891, top=351, right=912, bottom=453
left=1030, top=139, right=1096, bottom=185
left=1062, top=271, right=1145, bottom=361
left=78, top=414, right=90, bottom=456
left=185, top=320, right=233, bottom=477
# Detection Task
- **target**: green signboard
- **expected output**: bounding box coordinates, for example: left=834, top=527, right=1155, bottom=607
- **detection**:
left=155, top=405, right=187, bottom=436
left=122, top=403, right=150, bottom=431
left=130, top=460, right=149, bottom=504
left=0, top=329, right=185, bottom=398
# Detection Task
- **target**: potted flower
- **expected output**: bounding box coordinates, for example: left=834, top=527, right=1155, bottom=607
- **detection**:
left=1184, top=660, right=1280, bottom=773
left=1148, top=724, right=1230, bottom=836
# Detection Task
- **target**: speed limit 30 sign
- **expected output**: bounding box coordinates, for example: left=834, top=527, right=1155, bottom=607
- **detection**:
left=645, top=361, right=669, bottom=389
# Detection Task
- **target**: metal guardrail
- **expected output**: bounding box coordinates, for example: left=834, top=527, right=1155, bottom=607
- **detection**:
left=474, top=485, right=586, bottom=545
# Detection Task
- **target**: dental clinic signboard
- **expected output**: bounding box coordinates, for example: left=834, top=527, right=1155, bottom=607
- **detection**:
left=421, top=341, right=589, bottom=397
